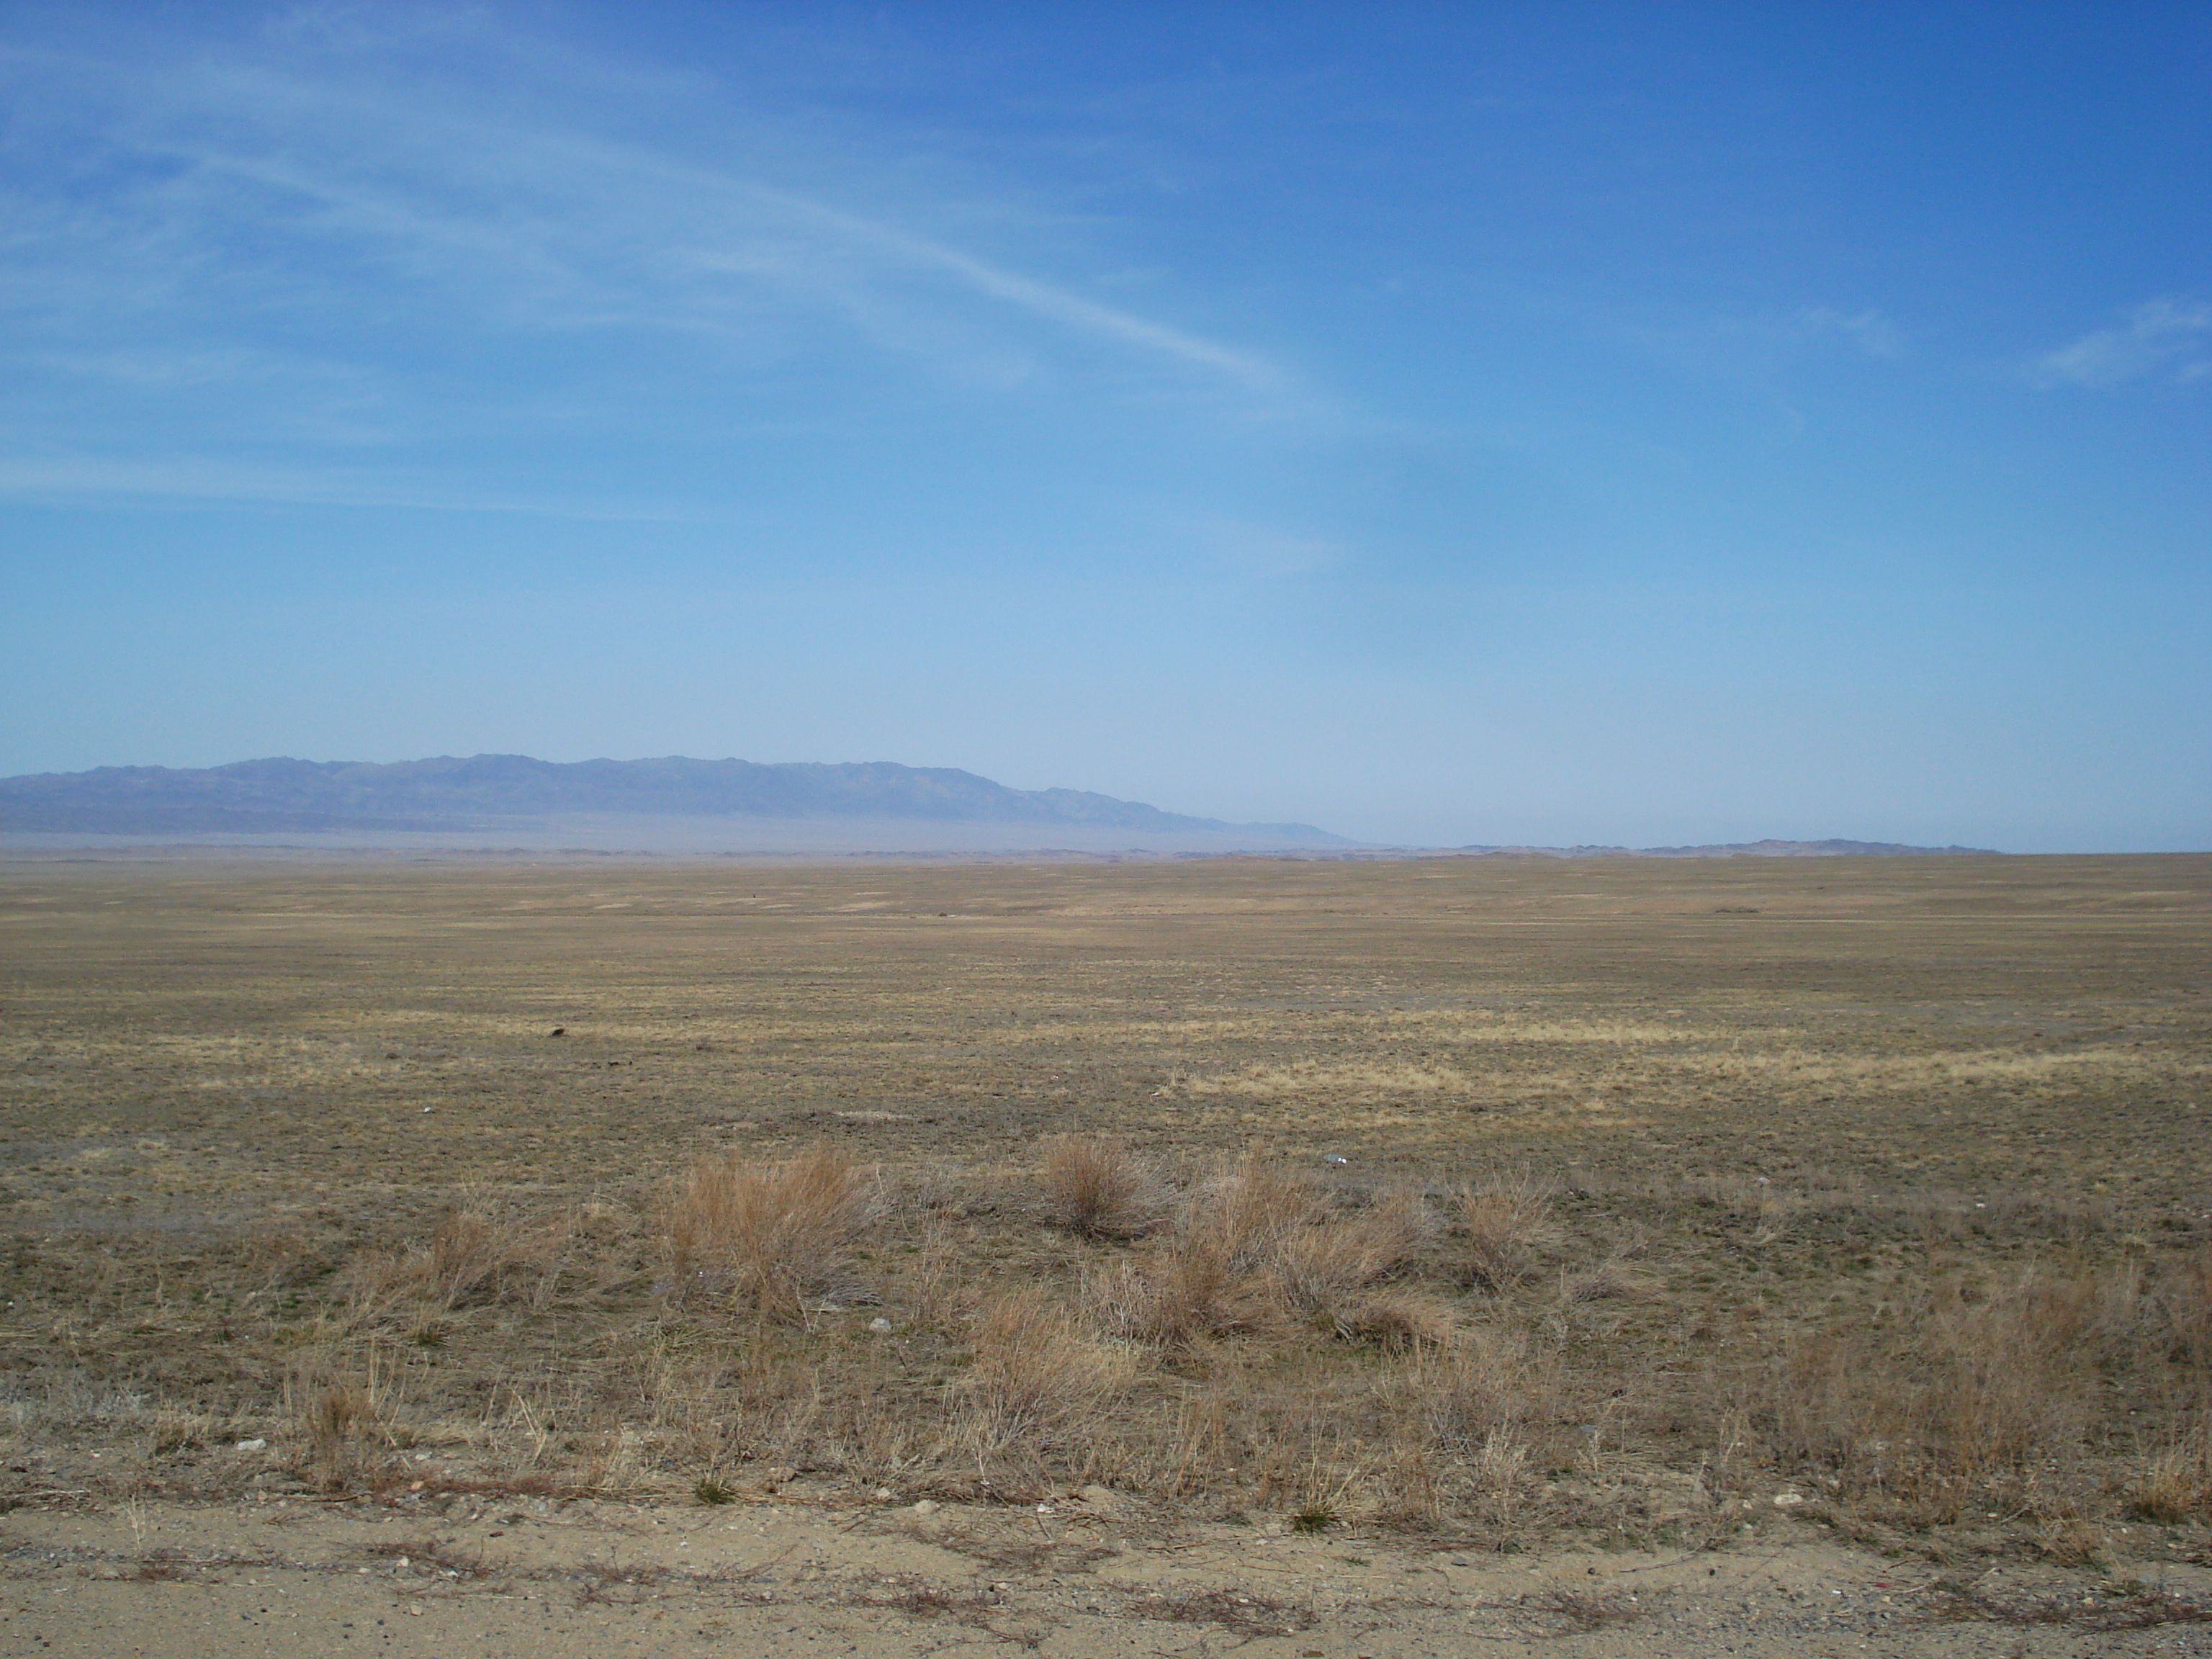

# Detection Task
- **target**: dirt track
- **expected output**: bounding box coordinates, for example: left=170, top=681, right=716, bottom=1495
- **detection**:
left=4, top=1493, right=2211, bottom=1657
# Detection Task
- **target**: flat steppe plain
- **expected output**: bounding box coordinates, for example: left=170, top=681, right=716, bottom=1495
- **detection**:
left=1, top=850, right=2208, bottom=1655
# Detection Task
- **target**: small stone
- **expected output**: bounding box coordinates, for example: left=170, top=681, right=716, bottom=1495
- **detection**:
left=912, top=1500, right=939, bottom=1515
left=234, top=1438, right=267, bottom=1452
left=1773, top=1491, right=1806, bottom=1508
left=873, top=1488, right=895, bottom=1501
left=868, top=1316, right=892, bottom=1334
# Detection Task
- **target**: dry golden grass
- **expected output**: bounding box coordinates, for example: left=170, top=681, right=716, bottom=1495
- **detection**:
left=957, top=1287, right=1138, bottom=1452
left=1036, top=1134, right=1167, bottom=1238
left=1326, top=1289, right=1457, bottom=1350
left=1269, top=1190, right=1431, bottom=1332
left=346, top=1205, right=572, bottom=1319
left=284, top=1353, right=382, bottom=1492
left=2128, top=1426, right=2212, bottom=1523
left=666, top=1143, right=871, bottom=1321
left=1077, top=1154, right=1431, bottom=1348
left=1454, top=1169, right=1555, bottom=1287
left=1, top=850, right=2207, bottom=1559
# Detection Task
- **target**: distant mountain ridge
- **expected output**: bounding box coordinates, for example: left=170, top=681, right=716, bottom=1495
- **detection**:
left=1455, top=837, right=2000, bottom=857
left=0, top=755, right=1347, bottom=842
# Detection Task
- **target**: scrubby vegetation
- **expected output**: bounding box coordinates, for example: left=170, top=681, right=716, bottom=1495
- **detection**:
left=1, top=850, right=2206, bottom=1568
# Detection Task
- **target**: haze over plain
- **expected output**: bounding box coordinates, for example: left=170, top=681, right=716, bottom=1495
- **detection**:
left=1, top=2, right=2206, bottom=852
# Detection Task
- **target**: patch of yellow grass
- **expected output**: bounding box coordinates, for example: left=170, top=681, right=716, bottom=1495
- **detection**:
left=665, top=1144, right=873, bottom=1321
left=1179, top=1060, right=1475, bottom=1101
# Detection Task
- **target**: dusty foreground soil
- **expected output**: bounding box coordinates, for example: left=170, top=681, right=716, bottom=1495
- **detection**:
left=6, top=1493, right=2211, bottom=1658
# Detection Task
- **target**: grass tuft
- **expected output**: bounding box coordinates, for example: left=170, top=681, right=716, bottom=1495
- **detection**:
left=1038, top=1135, right=1169, bottom=1238
left=1455, top=1169, right=1555, bottom=1288
left=959, top=1287, right=1137, bottom=1452
left=666, top=1143, right=871, bottom=1321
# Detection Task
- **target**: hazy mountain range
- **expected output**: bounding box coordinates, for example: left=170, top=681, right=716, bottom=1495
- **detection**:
left=1455, top=838, right=1999, bottom=858
left=0, top=755, right=1346, bottom=844
left=0, top=756, right=2002, bottom=857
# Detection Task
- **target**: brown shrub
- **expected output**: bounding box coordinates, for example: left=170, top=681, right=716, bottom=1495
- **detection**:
left=1764, top=1267, right=2117, bottom=1503
left=1403, top=1330, right=1537, bottom=1452
left=1328, top=1290, right=1457, bottom=1350
left=667, top=1143, right=871, bottom=1321
left=1038, top=1135, right=1169, bottom=1238
left=1083, top=1249, right=1284, bottom=1346
left=2158, top=1247, right=2212, bottom=1375
left=960, top=1287, right=1137, bottom=1451
left=285, top=1355, right=379, bottom=1491
left=1561, top=1257, right=1660, bottom=1305
left=2127, top=1426, right=2212, bottom=1522
left=1182, top=1150, right=1328, bottom=1273
left=1454, top=1169, right=1555, bottom=1287
left=1271, top=1192, right=1431, bottom=1331
left=1380, top=1333, right=1538, bottom=1532
left=347, top=1205, right=570, bottom=1318
left=1928, top=1267, right=2109, bottom=1473
left=1082, top=1151, right=1313, bottom=1346
left=1084, top=1155, right=1426, bottom=1347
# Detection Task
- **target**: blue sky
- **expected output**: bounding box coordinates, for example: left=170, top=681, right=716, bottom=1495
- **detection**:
left=2, top=1, right=2206, bottom=850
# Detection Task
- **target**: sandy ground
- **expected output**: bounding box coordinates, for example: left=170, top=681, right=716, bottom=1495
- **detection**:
left=4, top=1493, right=2210, bottom=1658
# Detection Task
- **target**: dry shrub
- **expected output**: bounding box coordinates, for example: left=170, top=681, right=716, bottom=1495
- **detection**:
left=2158, top=1247, right=2212, bottom=1376
left=1765, top=1267, right=2118, bottom=1505
left=1403, top=1330, right=1536, bottom=1452
left=1084, top=1250, right=1285, bottom=1346
left=1765, top=1330, right=1903, bottom=1488
left=905, top=1215, right=967, bottom=1331
left=1455, top=1169, right=1554, bottom=1287
left=1084, top=1156, right=1428, bottom=1347
left=667, top=1143, right=870, bottom=1321
left=286, top=1355, right=380, bottom=1491
left=1083, top=1151, right=1318, bottom=1345
left=961, top=1287, right=1137, bottom=1450
left=1928, top=1269, right=2108, bottom=1473
left=2033, top=1513, right=2110, bottom=1565
left=1381, top=1332, right=1538, bottom=1530
left=2128, top=1426, right=2212, bottom=1522
left=1272, top=1191, right=1431, bottom=1331
left=420, top=1210, right=567, bottom=1307
left=1561, top=1257, right=1659, bottom=1305
left=1038, top=1135, right=1169, bottom=1238
left=1183, top=1151, right=1329, bottom=1272
left=349, top=1206, right=571, bottom=1318
left=1330, top=1290, right=1457, bottom=1350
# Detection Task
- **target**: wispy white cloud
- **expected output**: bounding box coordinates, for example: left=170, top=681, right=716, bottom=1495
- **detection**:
left=1792, top=307, right=1905, bottom=359
left=0, top=14, right=1297, bottom=508
left=1597, top=302, right=1909, bottom=385
left=0, top=450, right=725, bottom=519
left=2033, top=299, right=2212, bottom=387
left=734, top=184, right=1282, bottom=388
